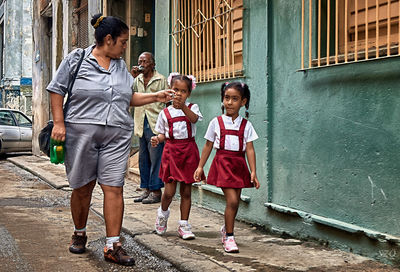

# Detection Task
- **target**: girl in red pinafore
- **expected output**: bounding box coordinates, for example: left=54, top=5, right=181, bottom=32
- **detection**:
left=150, top=73, right=205, bottom=240
left=194, top=82, right=260, bottom=253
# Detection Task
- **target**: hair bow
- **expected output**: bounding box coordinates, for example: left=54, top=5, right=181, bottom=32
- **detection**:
left=167, top=72, right=180, bottom=87
left=187, top=75, right=197, bottom=90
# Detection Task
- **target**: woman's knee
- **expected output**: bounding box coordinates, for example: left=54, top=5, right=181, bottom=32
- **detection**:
left=101, top=184, right=123, bottom=198
left=73, top=181, right=95, bottom=198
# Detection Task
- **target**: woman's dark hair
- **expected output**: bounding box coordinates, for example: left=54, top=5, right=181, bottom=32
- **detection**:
left=170, top=74, right=193, bottom=93
left=220, top=82, right=251, bottom=118
left=91, top=14, right=129, bottom=46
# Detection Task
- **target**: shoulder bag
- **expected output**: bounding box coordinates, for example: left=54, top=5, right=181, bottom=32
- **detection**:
left=38, top=49, right=85, bottom=157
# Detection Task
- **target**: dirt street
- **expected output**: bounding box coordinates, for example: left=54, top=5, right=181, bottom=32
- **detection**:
left=0, top=158, right=178, bottom=272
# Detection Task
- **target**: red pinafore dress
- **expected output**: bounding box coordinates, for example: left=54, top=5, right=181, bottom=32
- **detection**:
left=158, top=104, right=205, bottom=183
left=206, top=116, right=253, bottom=188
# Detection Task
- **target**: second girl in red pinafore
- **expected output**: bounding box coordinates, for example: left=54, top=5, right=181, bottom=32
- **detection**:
left=194, top=82, right=260, bottom=253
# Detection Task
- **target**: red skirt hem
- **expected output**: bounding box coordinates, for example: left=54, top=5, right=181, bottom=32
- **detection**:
left=159, top=139, right=204, bottom=184
left=206, top=150, right=253, bottom=188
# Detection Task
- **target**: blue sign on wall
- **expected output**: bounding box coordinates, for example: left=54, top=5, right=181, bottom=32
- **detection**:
left=20, top=77, right=32, bottom=86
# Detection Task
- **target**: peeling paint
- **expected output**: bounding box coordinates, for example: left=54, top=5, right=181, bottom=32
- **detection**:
left=368, top=176, right=376, bottom=204
left=0, top=0, right=32, bottom=116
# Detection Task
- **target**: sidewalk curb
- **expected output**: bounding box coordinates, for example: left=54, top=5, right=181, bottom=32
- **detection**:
left=8, top=157, right=69, bottom=189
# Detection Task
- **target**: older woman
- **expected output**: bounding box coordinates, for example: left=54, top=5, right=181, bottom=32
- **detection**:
left=47, top=14, right=173, bottom=266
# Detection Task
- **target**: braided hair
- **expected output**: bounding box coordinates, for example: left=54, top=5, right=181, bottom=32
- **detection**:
left=220, top=82, right=251, bottom=118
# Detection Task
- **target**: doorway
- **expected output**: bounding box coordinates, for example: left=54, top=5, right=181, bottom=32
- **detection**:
left=106, top=0, right=155, bottom=69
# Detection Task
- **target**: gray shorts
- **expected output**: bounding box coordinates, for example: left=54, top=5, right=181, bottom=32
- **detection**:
left=64, top=123, right=132, bottom=189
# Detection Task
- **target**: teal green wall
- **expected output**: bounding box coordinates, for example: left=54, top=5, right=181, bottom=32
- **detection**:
left=270, top=0, right=400, bottom=235
left=154, top=0, right=400, bottom=265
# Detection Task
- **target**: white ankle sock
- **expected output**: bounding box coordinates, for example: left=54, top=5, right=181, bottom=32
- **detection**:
left=158, top=206, right=170, bottom=217
left=178, top=220, right=188, bottom=226
left=74, top=227, right=86, bottom=235
left=106, top=236, right=120, bottom=249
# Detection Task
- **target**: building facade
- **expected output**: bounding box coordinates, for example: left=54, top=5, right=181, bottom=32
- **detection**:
left=0, top=0, right=32, bottom=116
left=31, top=0, right=400, bottom=264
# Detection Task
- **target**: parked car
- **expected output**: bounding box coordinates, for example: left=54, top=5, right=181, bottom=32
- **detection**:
left=0, top=108, right=32, bottom=154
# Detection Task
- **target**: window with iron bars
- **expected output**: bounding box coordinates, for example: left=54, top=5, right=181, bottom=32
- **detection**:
left=170, top=0, right=243, bottom=83
left=76, top=0, right=89, bottom=49
left=301, top=0, right=400, bottom=70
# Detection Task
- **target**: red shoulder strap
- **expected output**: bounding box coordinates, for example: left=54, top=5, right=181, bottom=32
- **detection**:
left=238, top=118, right=247, bottom=151
left=217, top=116, right=226, bottom=150
left=163, top=108, right=174, bottom=139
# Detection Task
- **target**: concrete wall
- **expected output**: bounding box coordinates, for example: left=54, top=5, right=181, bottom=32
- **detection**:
left=154, top=0, right=400, bottom=265
left=88, top=0, right=101, bottom=45
left=265, top=0, right=400, bottom=263
left=4, top=0, right=21, bottom=85
left=31, top=0, right=53, bottom=154
left=1, top=0, right=32, bottom=115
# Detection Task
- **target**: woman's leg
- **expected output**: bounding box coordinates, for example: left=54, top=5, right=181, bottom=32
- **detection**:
left=161, top=181, right=177, bottom=211
left=100, top=184, right=135, bottom=266
left=222, top=188, right=242, bottom=234
left=70, top=180, right=96, bottom=229
left=100, top=184, right=124, bottom=237
left=179, top=183, right=192, bottom=221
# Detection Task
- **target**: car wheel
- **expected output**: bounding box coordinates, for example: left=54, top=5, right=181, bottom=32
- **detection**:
left=0, top=141, right=5, bottom=159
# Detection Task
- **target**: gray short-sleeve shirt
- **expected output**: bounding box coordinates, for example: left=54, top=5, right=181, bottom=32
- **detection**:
left=47, top=45, right=134, bottom=131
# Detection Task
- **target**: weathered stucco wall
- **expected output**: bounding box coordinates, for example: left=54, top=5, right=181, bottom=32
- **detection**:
left=154, top=0, right=400, bottom=264
left=31, top=0, right=52, bottom=154
left=22, top=0, right=32, bottom=79
left=0, top=0, right=32, bottom=115
left=4, top=0, right=21, bottom=85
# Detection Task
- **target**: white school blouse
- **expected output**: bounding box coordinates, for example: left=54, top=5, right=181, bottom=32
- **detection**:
left=155, top=102, right=203, bottom=139
left=204, top=115, right=258, bottom=152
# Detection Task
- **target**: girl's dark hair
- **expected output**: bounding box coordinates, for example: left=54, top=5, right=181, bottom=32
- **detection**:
left=220, top=82, right=251, bottom=118
left=170, top=74, right=193, bottom=93
left=91, top=14, right=129, bottom=46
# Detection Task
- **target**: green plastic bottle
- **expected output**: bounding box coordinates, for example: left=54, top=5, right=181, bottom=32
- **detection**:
left=50, top=138, right=65, bottom=164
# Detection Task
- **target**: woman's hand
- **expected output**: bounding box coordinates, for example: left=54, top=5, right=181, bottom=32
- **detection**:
left=193, top=167, right=204, bottom=182
left=150, top=136, right=159, bottom=147
left=51, top=122, right=66, bottom=142
left=251, top=172, right=260, bottom=189
left=155, top=89, right=175, bottom=103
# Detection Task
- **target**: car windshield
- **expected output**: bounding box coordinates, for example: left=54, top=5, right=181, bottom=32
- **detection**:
left=0, top=111, right=16, bottom=126
left=12, top=111, right=32, bottom=127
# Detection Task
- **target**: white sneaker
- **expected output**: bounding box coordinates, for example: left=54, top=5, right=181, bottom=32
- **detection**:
left=178, top=223, right=195, bottom=240
left=155, top=209, right=169, bottom=235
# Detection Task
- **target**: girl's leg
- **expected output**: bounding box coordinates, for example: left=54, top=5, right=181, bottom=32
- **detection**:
left=179, top=183, right=192, bottom=220
left=222, top=188, right=242, bottom=234
left=161, top=181, right=177, bottom=211
left=156, top=181, right=176, bottom=235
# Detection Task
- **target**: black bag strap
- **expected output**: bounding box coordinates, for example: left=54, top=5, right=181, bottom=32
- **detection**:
left=63, top=49, right=85, bottom=116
